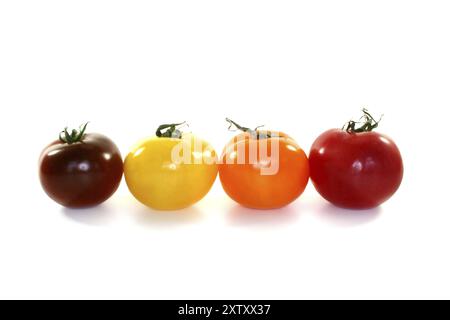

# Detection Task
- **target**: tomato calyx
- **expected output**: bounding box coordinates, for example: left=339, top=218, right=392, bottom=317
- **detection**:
left=156, top=122, right=187, bottom=139
left=343, top=109, right=383, bottom=133
left=225, top=118, right=274, bottom=139
left=59, top=122, right=89, bottom=144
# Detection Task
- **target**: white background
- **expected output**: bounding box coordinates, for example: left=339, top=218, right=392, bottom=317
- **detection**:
left=0, top=1, right=449, bottom=300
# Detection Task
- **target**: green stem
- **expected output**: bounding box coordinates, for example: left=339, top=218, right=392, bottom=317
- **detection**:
left=155, top=122, right=186, bottom=138
left=343, top=109, right=383, bottom=133
left=225, top=118, right=272, bottom=139
left=59, top=122, right=89, bottom=144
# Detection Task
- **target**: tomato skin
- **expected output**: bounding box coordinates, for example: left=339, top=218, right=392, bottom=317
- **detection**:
left=219, top=131, right=309, bottom=209
left=39, top=133, right=123, bottom=208
left=309, top=129, right=403, bottom=209
left=124, top=134, right=218, bottom=210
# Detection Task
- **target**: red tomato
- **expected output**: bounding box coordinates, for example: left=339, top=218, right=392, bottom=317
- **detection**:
left=309, top=110, right=403, bottom=209
left=219, top=119, right=309, bottom=209
left=39, top=123, right=123, bottom=208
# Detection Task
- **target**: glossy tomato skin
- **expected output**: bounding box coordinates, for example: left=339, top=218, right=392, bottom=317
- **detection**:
left=39, top=133, right=123, bottom=208
left=309, top=129, right=403, bottom=209
left=219, top=131, right=309, bottom=209
left=124, top=134, right=218, bottom=210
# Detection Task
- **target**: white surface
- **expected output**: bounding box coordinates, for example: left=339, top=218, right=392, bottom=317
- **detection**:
left=0, top=1, right=449, bottom=300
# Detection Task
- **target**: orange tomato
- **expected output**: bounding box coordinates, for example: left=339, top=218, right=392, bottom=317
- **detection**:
left=219, top=125, right=309, bottom=209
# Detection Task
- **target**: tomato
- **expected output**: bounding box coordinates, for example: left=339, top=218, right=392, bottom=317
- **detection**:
left=124, top=123, right=218, bottom=210
left=219, top=119, right=309, bottom=209
left=309, top=110, right=403, bottom=209
left=39, top=123, right=123, bottom=208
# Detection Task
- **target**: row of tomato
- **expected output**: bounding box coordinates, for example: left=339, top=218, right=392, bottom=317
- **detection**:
left=39, top=110, right=403, bottom=211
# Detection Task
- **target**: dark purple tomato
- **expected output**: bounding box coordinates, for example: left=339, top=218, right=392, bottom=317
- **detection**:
left=39, top=124, right=123, bottom=208
left=309, top=110, right=403, bottom=209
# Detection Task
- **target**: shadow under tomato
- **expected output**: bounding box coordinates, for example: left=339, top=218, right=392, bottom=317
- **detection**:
left=62, top=204, right=115, bottom=226
left=315, top=202, right=382, bottom=227
left=132, top=202, right=204, bottom=227
left=226, top=202, right=301, bottom=227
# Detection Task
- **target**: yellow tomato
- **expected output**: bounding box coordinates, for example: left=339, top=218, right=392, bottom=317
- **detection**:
left=124, top=133, right=218, bottom=210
